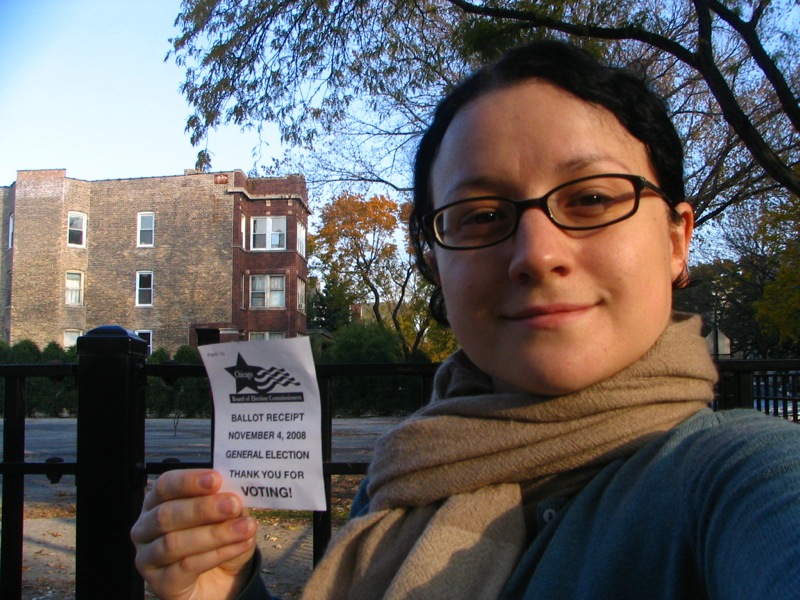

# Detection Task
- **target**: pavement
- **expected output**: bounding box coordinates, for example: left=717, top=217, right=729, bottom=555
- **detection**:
left=21, top=515, right=314, bottom=600
left=21, top=517, right=77, bottom=600
left=7, top=418, right=404, bottom=599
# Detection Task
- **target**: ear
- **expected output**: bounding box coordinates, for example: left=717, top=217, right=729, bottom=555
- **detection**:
left=669, top=202, right=694, bottom=283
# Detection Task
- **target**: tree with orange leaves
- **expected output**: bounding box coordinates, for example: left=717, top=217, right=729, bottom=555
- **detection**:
left=313, top=191, right=452, bottom=360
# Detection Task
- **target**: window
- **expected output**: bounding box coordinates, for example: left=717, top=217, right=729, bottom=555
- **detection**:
left=250, top=331, right=285, bottom=340
left=297, top=278, right=306, bottom=313
left=269, top=275, right=285, bottom=307
left=241, top=215, right=246, bottom=247
left=136, top=271, right=153, bottom=306
left=68, top=212, right=87, bottom=247
left=65, top=271, right=84, bottom=306
left=297, top=221, right=306, bottom=257
left=251, top=216, right=286, bottom=251
left=137, top=213, right=155, bottom=247
left=249, top=274, right=285, bottom=308
left=64, top=330, right=82, bottom=348
left=135, top=330, right=153, bottom=354
left=250, top=276, right=266, bottom=308
left=8, top=213, right=13, bottom=249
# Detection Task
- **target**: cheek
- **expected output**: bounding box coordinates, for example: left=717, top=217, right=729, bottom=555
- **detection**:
left=436, top=252, right=498, bottom=323
left=607, top=228, right=676, bottom=308
left=434, top=249, right=472, bottom=293
left=438, top=260, right=478, bottom=305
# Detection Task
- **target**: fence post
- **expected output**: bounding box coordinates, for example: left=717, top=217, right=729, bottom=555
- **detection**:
left=0, top=376, right=26, bottom=599
left=313, top=373, right=333, bottom=566
left=76, top=326, right=148, bottom=599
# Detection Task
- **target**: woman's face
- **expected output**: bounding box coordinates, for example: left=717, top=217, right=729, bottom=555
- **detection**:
left=430, top=81, right=694, bottom=395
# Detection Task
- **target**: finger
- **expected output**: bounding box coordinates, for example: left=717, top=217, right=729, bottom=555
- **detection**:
left=139, top=536, right=257, bottom=600
left=132, top=492, right=245, bottom=545
left=143, top=469, right=221, bottom=511
left=136, top=514, right=257, bottom=569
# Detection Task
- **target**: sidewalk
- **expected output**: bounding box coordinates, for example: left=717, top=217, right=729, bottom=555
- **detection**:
left=21, top=516, right=314, bottom=599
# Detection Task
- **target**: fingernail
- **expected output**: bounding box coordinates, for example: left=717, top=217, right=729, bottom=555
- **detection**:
left=232, top=516, right=255, bottom=535
left=198, top=473, right=217, bottom=490
left=218, top=496, right=239, bottom=515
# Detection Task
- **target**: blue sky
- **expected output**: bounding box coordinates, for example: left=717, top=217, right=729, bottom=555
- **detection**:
left=0, top=0, right=282, bottom=186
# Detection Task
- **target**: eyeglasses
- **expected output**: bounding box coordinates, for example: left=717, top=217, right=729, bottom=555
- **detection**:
left=422, top=173, right=672, bottom=250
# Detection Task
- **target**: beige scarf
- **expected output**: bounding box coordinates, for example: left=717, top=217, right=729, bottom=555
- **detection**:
left=302, top=314, right=718, bottom=600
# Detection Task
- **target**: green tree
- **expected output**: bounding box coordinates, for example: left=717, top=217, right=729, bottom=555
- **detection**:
left=170, top=0, right=799, bottom=222
left=173, top=345, right=212, bottom=418
left=8, top=339, right=41, bottom=364
left=322, top=321, right=405, bottom=364
left=38, top=342, right=76, bottom=416
left=146, top=347, right=174, bottom=418
left=674, top=260, right=779, bottom=358
left=320, top=321, right=424, bottom=415
left=307, top=271, right=356, bottom=333
left=677, top=198, right=799, bottom=358
left=419, top=320, right=460, bottom=363
left=5, top=340, right=71, bottom=416
left=41, top=341, right=66, bottom=363
left=756, top=197, right=800, bottom=343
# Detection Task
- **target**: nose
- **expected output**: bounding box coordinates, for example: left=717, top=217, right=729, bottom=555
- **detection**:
left=507, top=206, right=572, bottom=284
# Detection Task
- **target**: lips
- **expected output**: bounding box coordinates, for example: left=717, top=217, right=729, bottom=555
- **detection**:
left=503, top=303, right=596, bottom=328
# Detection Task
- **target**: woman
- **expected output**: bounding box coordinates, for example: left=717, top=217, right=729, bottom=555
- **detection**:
left=132, top=40, right=800, bottom=599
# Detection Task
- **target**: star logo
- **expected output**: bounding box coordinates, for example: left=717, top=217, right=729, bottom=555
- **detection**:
left=225, top=354, right=302, bottom=393
left=225, top=354, right=263, bottom=393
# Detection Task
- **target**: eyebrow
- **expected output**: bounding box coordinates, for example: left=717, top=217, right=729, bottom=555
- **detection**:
left=552, top=155, right=635, bottom=175
left=439, top=175, right=516, bottom=204
left=442, top=155, right=637, bottom=201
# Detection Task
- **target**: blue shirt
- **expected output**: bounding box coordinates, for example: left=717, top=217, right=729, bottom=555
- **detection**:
left=247, top=409, right=800, bottom=598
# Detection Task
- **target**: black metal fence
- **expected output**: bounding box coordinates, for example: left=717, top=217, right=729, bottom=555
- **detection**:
left=714, top=358, right=800, bottom=421
left=0, top=325, right=797, bottom=598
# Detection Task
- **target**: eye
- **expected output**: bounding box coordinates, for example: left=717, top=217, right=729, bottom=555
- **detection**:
left=561, top=186, right=630, bottom=218
left=565, top=191, right=617, bottom=210
left=436, top=199, right=513, bottom=242
left=569, top=193, right=610, bottom=207
left=460, top=206, right=508, bottom=226
left=452, top=200, right=513, bottom=231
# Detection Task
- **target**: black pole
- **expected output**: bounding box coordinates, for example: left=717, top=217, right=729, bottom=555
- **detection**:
left=0, top=376, right=26, bottom=599
left=76, top=326, right=148, bottom=599
left=313, top=374, right=333, bottom=565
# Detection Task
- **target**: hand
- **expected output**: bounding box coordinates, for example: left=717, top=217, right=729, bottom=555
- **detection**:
left=131, top=469, right=258, bottom=600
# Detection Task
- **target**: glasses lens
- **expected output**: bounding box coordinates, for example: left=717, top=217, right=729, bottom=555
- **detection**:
left=434, top=198, right=516, bottom=248
left=549, top=176, right=637, bottom=228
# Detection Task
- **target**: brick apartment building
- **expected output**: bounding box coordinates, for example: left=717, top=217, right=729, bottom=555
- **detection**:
left=0, top=168, right=310, bottom=354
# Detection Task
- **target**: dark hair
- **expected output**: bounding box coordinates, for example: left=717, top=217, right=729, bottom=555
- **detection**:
left=409, top=39, right=687, bottom=324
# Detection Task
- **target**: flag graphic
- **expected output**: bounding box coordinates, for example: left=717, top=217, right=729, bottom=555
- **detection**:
left=255, top=366, right=301, bottom=393
left=225, top=354, right=302, bottom=393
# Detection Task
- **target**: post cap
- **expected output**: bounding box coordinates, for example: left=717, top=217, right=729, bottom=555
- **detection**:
left=77, top=325, right=149, bottom=356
